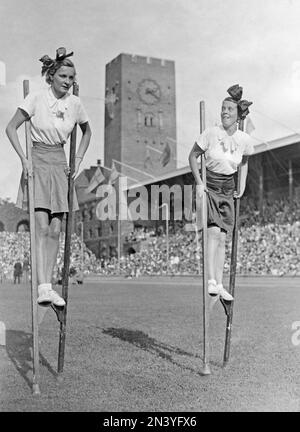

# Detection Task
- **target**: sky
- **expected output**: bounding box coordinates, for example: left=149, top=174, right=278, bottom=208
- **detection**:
left=1, top=0, right=300, bottom=201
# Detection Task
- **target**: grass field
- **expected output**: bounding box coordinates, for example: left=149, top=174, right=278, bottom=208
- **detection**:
left=0, top=276, right=300, bottom=412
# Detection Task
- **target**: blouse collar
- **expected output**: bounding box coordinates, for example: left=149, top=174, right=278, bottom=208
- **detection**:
left=217, top=124, right=239, bottom=152
left=46, top=86, right=70, bottom=119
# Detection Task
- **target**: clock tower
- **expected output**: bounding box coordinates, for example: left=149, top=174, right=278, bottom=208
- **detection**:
left=104, top=53, right=177, bottom=182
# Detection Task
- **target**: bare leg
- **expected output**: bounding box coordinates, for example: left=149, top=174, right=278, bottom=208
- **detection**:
left=215, top=231, right=227, bottom=285
left=207, top=226, right=221, bottom=281
left=35, top=210, right=50, bottom=285
left=35, top=211, right=65, bottom=307
left=45, top=213, right=63, bottom=283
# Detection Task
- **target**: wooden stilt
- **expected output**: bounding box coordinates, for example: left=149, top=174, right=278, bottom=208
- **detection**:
left=57, top=82, right=79, bottom=377
left=23, top=80, right=40, bottom=395
left=223, top=119, right=244, bottom=367
left=199, top=101, right=211, bottom=375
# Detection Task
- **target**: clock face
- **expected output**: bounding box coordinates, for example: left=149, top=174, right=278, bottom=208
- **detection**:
left=137, top=78, right=161, bottom=105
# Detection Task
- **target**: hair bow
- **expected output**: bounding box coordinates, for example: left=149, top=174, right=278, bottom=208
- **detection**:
left=55, top=47, right=74, bottom=61
left=39, top=55, right=55, bottom=76
left=238, top=99, right=252, bottom=120
left=227, top=84, right=243, bottom=101
left=39, top=47, right=73, bottom=76
left=225, top=84, right=253, bottom=120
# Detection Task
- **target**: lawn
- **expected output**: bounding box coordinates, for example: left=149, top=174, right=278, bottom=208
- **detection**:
left=0, top=276, right=300, bottom=412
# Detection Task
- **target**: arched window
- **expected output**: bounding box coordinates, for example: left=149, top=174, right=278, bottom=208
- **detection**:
left=82, top=205, right=89, bottom=221
left=17, top=220, right=29, bottom=232
left=158, top=110, right=163, bottom=129
left=136, top=108, right=142, bottom=129
left=144, top=113, right=155, bottom=127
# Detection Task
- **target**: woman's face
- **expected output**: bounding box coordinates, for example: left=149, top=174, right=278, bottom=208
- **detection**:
left=221, top=100, right=238, bottom=129
left=51, top=65, right=75, bottom=97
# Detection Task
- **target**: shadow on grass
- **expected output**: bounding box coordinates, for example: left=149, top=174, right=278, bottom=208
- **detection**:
left=103, top=327, right=217, bottom=375
left=5, top=329, right=57, bottom=390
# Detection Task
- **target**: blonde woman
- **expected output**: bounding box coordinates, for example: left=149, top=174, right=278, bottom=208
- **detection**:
left=6, top=47, right=91, bottom=306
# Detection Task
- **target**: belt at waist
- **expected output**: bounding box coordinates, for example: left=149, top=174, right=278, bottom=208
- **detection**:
left=200, top=169, right=235, bottom=194
left=32, top=141, right=64, bottom=150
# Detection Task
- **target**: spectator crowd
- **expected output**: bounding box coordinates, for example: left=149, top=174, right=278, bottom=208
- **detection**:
left=0, top=231, right=98, bottom=283
left=94, top=196, right=300, bottom=277
left=0, top=196, right=299, bottom=281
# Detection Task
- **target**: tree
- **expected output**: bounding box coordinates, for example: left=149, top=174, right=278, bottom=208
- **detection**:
left=0, top=197, right=12, bottom=205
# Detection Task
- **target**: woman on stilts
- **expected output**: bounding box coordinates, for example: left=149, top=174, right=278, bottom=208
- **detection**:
left=6, top=47, right=91, bottom=306
left=189, top=84, right=254, bottom=300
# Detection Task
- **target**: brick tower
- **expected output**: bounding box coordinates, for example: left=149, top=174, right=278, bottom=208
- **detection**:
left=104, top=53, right=177, bottom=182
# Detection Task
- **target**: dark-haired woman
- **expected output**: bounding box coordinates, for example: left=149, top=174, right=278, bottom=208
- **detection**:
left=6, top=47, right=91, bottom=306
left=189, top=85, right=254, bottom=301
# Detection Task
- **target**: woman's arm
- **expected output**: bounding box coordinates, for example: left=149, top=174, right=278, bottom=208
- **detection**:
left=236, top=155, right=249, bottom=198
left=6, top=109, right=28, bottom=161
left=73, top=121, right=92, bottom=178
left=188, top=142, right=205, bottom=186
left=6, top=108, right=30, bottom=177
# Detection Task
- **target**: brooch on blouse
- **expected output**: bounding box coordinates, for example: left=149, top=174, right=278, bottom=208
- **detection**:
left=218, top=135, right=238, bottom=153
left=47, top=88, right=68, bottom=121
left=56, top=109, right=66, bottom=120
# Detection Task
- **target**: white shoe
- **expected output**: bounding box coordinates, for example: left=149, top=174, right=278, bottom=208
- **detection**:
left=217, top=284, right=234, bottom=301
left=37, top=283, right=52, bottom=306
left=48, top=288, right=66, bottom=307
left=208, top=279, right=219, bottom=295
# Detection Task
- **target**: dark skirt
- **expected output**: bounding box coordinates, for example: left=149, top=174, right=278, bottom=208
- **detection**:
left=16, top=142, right=79, bottom=214
left=191, top=169, right=235, bottom=233
left=204, top=169, right=235, bottom=233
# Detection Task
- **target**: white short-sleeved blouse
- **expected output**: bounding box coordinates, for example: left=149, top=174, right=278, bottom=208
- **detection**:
left=18, top=87, right=89, bottom=146
left=195, top=125, right=255, bottom=175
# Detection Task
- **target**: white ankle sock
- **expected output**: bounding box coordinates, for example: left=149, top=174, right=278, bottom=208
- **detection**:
left=38, top=283, right=51, bottom=291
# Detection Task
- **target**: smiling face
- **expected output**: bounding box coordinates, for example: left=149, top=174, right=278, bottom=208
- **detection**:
left=221, top=100, right=239, bottom=129
left=51, top=65, right=75, bottom=98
